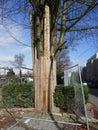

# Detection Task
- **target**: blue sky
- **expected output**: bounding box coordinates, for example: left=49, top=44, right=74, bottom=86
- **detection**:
left=0, top=19, right=32, bottom=74
left=0, top=20, right=97, bottom=74
left=69, top=34, right=98, bottom=66
left=0, top=1, right=98, bottom=74
left=0, top=19, right=98, bottom=74
left=68, top=5, right=98, bottom=66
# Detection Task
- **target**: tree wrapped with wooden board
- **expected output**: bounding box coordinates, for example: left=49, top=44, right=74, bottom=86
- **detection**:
left=29, top=0, right=97, bottom=112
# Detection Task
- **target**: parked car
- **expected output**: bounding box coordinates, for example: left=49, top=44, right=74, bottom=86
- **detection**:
left=87, top=82, right=98, bottom=88
left=82, top=82, right=87, bottom=86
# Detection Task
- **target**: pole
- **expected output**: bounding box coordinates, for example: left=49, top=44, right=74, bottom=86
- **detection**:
left=78, top=64, right=89, bottom=130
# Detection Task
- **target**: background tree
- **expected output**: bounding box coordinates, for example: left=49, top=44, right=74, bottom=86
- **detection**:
left=11, top=53, right=25, bottom=77
left=1, top=0, right=98, bottom=112
left=7, top=69, right=15, bottom=78
left=57, top=50, right=71, bottom=84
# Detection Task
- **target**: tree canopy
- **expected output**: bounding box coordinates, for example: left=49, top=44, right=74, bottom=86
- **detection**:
left=7, top=69, right=15, bottom=77
left=0, top=0, right=98, bottom=55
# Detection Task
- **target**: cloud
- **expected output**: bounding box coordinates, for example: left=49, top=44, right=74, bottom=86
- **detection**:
left=0, top=19, right=32, bottom=68
left=0, top=55, right=14, bottom=63
left=18, top=46, right=31, bottom=53
left=71, top=59, right=86, bottom=67
left=0, top=23, right=24, bottom=48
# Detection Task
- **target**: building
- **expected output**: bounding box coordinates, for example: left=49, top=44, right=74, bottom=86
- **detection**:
left=86, top=53, right=98, bottom=82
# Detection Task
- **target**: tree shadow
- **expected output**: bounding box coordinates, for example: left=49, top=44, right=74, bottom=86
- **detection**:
left=48, top=112, right=64, bottom=130
left=47, top=60, right=64, bottom=130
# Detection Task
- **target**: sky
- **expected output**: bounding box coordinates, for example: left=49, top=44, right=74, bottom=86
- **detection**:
left=0, top=20, right=97, bottom=74
left=0, top=1, right=98, bottom=74
left=68, top=5, right=98, bottom=67
left=0, top=19, right=32, bottom=74
left=69, top=34, right=98, bottom=66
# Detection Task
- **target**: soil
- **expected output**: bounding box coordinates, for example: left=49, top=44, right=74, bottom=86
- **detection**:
left=0, top=104, right=98, bottom=130
left=0, top=108, right=33, bottom=129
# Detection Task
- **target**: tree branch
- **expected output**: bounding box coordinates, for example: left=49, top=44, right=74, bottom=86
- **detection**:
left=69, top=26, right=98, bottom=32
left=65, top=1, right=98, bottom=32
left=54, top=41, right=67, bottom=58
left=57, top=2, right=98, bottom=33
left=72, top=0, right=91, bottom=6
left=54, top=1, right=66, bottom=58
left=2, top=23, right=31, bottom=48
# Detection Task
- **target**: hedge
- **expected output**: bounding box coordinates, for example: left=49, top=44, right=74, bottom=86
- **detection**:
left=53, top=84, right=89, bottom=111
left=2, top=83, right=34, bottom=108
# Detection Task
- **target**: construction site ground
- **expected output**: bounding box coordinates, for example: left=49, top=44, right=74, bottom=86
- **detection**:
left=0, top=103, right=98, bottom=130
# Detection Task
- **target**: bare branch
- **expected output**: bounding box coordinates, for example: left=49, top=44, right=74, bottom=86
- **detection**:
left=54, top=41, right=67, bottom=58
left=57, top=2, right=98, bottom=33
left=69, top=26, right=98, bottom=32
left=2, top=22, right=32, bottom=48
left=73, top=0, right=91, bottom=6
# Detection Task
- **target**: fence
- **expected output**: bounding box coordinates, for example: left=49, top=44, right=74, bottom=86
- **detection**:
left=64, top=64, right=89, bottom=130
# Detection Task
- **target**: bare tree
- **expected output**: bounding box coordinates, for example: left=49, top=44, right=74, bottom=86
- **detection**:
left=11, top=53, right=25, bottom=77
left=1, top=0, right=98, bottom=112
left=57, top=50, right=71, bottom=84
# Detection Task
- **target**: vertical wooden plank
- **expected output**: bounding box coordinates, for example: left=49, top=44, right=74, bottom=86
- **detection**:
left=43, top=4, right=50, bottom=111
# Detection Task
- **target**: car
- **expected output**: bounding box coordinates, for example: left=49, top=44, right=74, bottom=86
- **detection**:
left=82, top=81, right=87, bottom=86
left=87, top=82, right=98, bottom=88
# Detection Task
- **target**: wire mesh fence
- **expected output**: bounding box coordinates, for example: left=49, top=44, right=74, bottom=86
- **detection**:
left=64, top=64, right=89, bottom=130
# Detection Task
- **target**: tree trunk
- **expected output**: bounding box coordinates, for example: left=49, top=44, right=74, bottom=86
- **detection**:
left=30, top=4, right=56, bottom=112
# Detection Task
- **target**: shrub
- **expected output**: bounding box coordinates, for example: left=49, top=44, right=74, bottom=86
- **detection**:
left=74, top=83, right=89, bottom=103
left=54, top=85, right=74, bottom=110
left=82, top=85, right=89, bottom=103
left=53, top=84, right=89, bottom=111
left=2, top=83, right=34, bottom=108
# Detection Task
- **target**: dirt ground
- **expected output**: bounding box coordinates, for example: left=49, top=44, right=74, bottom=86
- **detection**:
left=0, top=104, right=98, bottom=130
left=0, top=107, right=34, bottom=129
